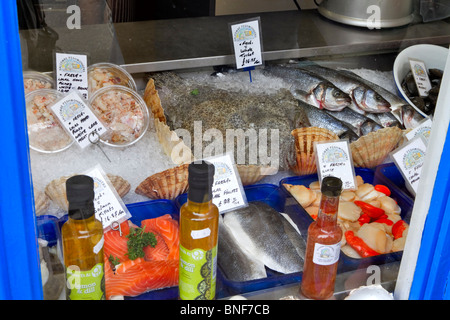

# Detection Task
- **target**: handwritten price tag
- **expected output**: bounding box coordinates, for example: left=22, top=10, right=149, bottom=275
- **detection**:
left=86, top=166, right=132, bottom=229
left=391, top=135, right=427, bottom=196
left=230, top=18, right=263, bottom=69
left=315, top=140, right=356, bottom=190
left=55, top=52, right=89, bottom=99
left=51, top=91, right=107, bottom=149
left=205, top=154, right=248, bottom=214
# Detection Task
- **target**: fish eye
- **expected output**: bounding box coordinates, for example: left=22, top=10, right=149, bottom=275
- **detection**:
left=332, top=90, right=342, bottom=97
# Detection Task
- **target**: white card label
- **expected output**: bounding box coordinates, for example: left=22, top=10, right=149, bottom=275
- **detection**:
left=230, top=19, right=263, bottom=69
left=86, top=167, right=132, bottom=229
left=51, top=91, right=107, bottom=149
left=391, top=136, right=427, bottom=196
left=205, top=154, right=248, bottom=214
left=55, top=52, right=89, bottom=99
left=315, top=140, right=356, bottom=190
left=409, top=58, right=432, bottom=97
left=405, top=117, right=432, bottom=142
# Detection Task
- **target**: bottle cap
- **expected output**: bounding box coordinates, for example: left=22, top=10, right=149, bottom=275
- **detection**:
left=66, top=175, right=95, bottom=218
left=321, top=176, right=343, bottom=197
left=188, top=160, right=215, bottom=203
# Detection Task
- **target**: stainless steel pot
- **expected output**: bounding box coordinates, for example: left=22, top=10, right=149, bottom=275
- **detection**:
left=317, top=0, right=415, bottom=28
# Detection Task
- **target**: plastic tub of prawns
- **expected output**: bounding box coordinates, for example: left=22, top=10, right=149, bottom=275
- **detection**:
left=89, top=85, right=150, bottom=148
left=25, top=89, right=74, bottom=153
left=23, top=71, right=54, bottom=95
left=88, top=62, right=137, bottom=95
left=280, top=168, right=414, bottom=274
left=176, top=184, right=304, bottom=296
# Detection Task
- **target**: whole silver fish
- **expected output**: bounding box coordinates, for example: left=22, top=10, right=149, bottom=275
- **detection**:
left=218, top=218, right=268, bottom=282
left=339, top=69, right=422, bottom=127
left=301, top=65, right=391, bottom=114
left=295, top=100, right=360, bottom=142
left=264, top=65, right=351, bottom=111
left=325, top=107, right=377, bottom=136
left=401, top=105, right=425, bottom=129
left=223, top=201, right=305, bottom=274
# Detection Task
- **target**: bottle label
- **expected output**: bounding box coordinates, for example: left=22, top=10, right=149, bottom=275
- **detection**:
left=312, top=242, right=341, bottom=266
left=179, top=245, right=217, bottom=300
left=66, top=263, right=105, bottom=300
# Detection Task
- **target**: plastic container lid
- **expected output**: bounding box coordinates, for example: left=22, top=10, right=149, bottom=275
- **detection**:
left=88, top=62, right=137, bottom=95
left=25, top=89, right=74, bottom=153
left=23, top=71, right=54, bottom=95
left=89, top=85, right=150, bottom=147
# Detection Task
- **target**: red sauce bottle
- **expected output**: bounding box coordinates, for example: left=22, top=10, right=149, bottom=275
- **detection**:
left=300, top=176, right=343, bottom=300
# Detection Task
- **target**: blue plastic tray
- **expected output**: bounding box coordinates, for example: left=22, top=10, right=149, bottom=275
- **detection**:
left=279, top=168, right=414, bottom=273
left=374, top=163, right=415, bottom=199
left=176, top=184, right=303, bottom=296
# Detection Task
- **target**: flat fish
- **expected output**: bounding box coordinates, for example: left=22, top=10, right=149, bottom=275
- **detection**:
left=218, top=218, right=268, bottom=282
left=223, top=201, right=305, bottom=274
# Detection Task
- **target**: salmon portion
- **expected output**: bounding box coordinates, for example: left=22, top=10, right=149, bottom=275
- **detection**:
left=104, top=214, right=179, bottom=299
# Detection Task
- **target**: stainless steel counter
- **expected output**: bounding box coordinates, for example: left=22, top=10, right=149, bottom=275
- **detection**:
left=20, top=10, right=450, bottom=74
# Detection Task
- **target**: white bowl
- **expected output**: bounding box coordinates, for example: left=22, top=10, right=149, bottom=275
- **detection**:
left=393, top=44, right=449, bottom=117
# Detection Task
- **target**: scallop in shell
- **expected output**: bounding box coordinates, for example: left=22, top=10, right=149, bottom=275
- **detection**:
left=350, top=126, right=403, bottom=169
left=289, top=127, right=339, bottom=175
left=135, top=163, right=189, bottom=200
left=237, top=164, right=277, bottom=186
left=45, top=173, right=130, bottom=211
left=34, top=186, right=51, bottom=215
left=143, top=78, right=166, bottom=124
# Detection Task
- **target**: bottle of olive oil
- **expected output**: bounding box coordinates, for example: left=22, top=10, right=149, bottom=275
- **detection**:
left=179, top=161, right=219, bottom=300
left=61, top=175, right=105, bottom=300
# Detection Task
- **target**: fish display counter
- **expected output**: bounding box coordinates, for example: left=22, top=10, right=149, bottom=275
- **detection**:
left=11, top=2, right=450, bottom=300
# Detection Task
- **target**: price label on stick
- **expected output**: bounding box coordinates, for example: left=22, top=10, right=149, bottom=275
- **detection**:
left=315, top=140, right=356, bottom=190
left=204, top=154, right=248, bottom=214
left=230, top=18, right=263, bottom=70
left=409, top=58, right=432, bottom=98
left=51, top=91, right=108, bottom=149
left=55, top=52, right=89, bottom=99
left=86, top=166, right=132, bottom=229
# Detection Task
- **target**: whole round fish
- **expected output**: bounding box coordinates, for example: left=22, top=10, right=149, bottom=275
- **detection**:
left=300, top=65, right=392, bottom=114
left=264, top=65, right=351, bottom=111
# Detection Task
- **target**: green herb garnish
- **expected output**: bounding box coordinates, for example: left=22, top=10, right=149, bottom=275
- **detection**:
left=109, top=255, right=120, bottom=266
left=126, top=226, right=157, bottom=260
left=190, top=89, right=199, bottom=96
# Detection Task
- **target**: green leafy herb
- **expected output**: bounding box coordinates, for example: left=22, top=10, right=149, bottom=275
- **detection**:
left=126, top=226, right=157, bottom=260
left=109, top=255, right=120, bottom=266
left=190, top=89, right=199, bottom=96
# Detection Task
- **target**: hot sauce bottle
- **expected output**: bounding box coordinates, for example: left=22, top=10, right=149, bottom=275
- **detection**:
left=61, top=175, right=105, bottom=300
left=300, top=176, right=343, bottom=300
left=179, top=161, right=219, bottom=300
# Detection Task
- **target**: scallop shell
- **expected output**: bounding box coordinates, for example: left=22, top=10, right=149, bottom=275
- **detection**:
left=143, top=78, right=166, bottom=123
left=135, top=163, right=189, bottom=200
left=45, top=173, right=130, bottom=211
left=154, top=118, right=194, bottom=165
left=350, top=126, right=403, bottom=169
left=34, top=187, right=50, bottom=215
left=237, top=165, right=277, bottom=186
left=289, top=127, right=339, bottom=175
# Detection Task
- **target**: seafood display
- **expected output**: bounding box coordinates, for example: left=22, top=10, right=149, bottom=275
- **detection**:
left=89, top=86, right=150, bottom=146
left=222, top=201, right=306, bottom=274
left=25, top=89, right=74, bottom=153
left=284, top=177, right=409, bottom=259
left=401, top=68, right=443, bottom=116
left=103, top=215, right=179, bottom=299
left=88, top=63, right=137, bottom=95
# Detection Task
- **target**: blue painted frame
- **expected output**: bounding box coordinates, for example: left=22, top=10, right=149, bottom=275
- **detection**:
left=0, top=2, right=43, bottom=299
left=409, top=127, right=450, bottom=300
